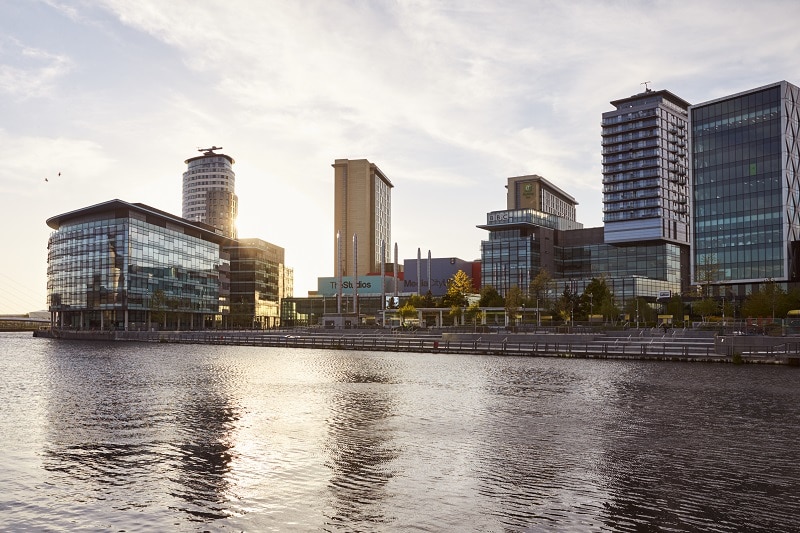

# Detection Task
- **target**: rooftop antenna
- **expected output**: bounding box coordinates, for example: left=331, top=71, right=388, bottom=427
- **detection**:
left=641, top=81, right=651, bottom=92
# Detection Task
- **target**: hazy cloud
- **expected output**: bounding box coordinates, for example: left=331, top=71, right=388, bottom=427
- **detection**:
left=1, top=0, right=798, bottom=311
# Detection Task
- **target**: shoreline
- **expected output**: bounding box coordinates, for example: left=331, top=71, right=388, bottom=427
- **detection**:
left=32, top=328, right=800, bottom=365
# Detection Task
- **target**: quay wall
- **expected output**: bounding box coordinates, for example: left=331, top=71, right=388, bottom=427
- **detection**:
left=32, top=328, right=799, bottom=365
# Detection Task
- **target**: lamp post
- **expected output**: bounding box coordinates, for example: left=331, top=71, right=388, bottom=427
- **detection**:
left=537, top=297, right=540, bottom=327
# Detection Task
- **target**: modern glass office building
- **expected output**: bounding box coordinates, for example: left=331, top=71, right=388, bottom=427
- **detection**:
left=227, top=238, right=292, bottom=329
left=557, top=238, right=686, bottom=301
left=691, top=81, right=800, bottom=294
left=478, top=206, right=583, bottom=297
left=46, top=199, right=231, bottom=330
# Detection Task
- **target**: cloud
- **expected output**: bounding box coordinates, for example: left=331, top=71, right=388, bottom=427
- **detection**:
left=0, top=37, right=72, bottom=99
left=1, top=0, right=799, bottom=311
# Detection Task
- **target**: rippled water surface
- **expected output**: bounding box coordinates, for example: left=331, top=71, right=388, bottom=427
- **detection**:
left=2, top=332, right=799, bottom=532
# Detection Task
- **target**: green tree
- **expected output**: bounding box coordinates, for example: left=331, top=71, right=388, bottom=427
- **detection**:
left=600, top=298, right=622, bottom=325
left=479, top=285, right=504, bottom=307
left=505, top=286, right=523, bottom=325
left=741, top=279, right=788, bottom=320
left=580, top=277, right=614, bottom=321
left=464, top=302, right=482, bottom=329
left=694, top=298, right=718, bottom=323
left=398, top=303, right=417, bottom=326
left=624, top=297, right=655, bottom=326
left=786, top=287, right=800, bottom=313
left=422, top=290, right=436, bottom=308
left=448, top=305, right=463, bottom=326
left=665, top=295, right=687, bottom=326
left=555, top=285, right=578, bottom=323
left=406, top=293, right=428, bottom=308
left=529, top=269, right=554, bottom=308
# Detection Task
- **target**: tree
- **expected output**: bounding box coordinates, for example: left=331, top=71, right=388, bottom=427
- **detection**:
left=443, top=269, right=473, bottom=308
left=555, top=285, right=577, bottom=324
left=665, top=295, right=687, bottom=326
left=696, top=254, right=721, bottom=295
left=529, top=269, right=553, bottom=307
left=464, top=302, right=482, bottom=328
left=580, top=277, right=614, bottom=321
left=741, top=279, right=788, bottom=320
left=694, top=298, right=718, bottom=323
left=479, top=285, right=504, bottom=307
left=505, top=286, right=523, bottom=325
left=624, top=297, right=655, bottom=326
left=422, top=290, right=436, bottom=308
left=600, top=297, right=622, bottom=325
left=406, top=293, right=428, bottom=308
left=398, top=303, right=417, bottom=327
left=448, top=305, right=463, bottom=326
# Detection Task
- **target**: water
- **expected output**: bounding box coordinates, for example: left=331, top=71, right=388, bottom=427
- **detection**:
left=1, top=332, right=799, bottom=532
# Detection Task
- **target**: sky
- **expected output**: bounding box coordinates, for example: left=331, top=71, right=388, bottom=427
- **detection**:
left=1, top=0, right=798, bottom=314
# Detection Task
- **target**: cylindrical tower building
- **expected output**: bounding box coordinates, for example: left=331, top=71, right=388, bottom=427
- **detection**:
left=182, top=147, right=238, bottom=238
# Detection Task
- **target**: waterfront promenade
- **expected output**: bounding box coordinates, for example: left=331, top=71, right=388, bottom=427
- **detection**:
left=33, top=327, right=800, bottom=364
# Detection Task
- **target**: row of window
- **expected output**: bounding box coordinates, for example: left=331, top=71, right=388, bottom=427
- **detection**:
left=691, top=87, right=779, bottom=122
left=48, top=216, right=224, bottom=311
left=693, top=140, right=782, bottom=168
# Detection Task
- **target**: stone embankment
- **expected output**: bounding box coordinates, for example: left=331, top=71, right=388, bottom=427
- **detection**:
left=33, top=327, right=800, bottom=364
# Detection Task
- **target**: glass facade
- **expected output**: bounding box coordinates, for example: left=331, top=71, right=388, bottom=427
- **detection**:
left=482, top=208, right=583, bottom=232
left=47, top=201, right=229, bottom=330
left=478, top=208, right=574, bottom=297
left=281, top=295, right=385, bottom=327
left=481, top=235, right=537, bottom=297
left=559, top=242, right=683, bottom=283
left=227, top=238, right=288, bottom=329
left=479, top=203, right=687, bottom=304
left=555, top=242, right=685, bottom=301
left=374, top=171, right=392, bottom=271
left=692, top=82, right=800, bottom=285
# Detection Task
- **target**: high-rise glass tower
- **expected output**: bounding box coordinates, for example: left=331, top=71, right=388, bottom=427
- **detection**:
left=691, top=81, right=800, bottom=290
left=332, top=158, right=393, bottom=277
left=182, top=147, right=238, bottom=239
left=602, top=89, right=691, bottom=245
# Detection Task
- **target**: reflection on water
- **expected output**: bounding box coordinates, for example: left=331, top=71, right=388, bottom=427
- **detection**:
left=597, top=366, right=800, bottom=532
left=170, top=367, right=240, bottom=522
left=322, top=356, right=399, bottom=529
left=38, top=340, right=243, bottom=527
left=1, top=332, right=800, bottom=532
